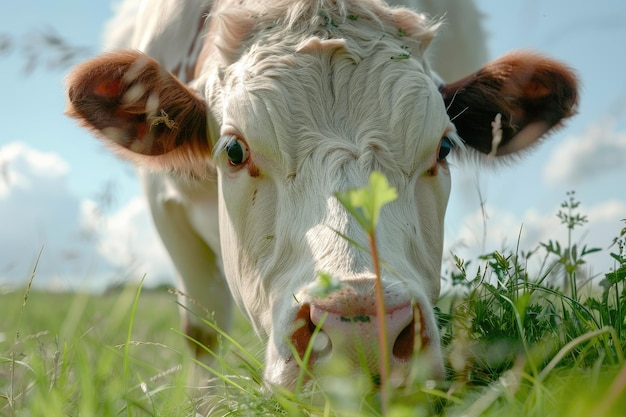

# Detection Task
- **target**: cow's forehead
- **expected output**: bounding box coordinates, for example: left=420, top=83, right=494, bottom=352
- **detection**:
left=220, top=40, right=451, bottom=177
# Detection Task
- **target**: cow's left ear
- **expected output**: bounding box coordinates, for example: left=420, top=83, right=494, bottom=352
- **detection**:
left=440, top=51, right=578, bottom=156
left=66, top=50, right=211, bottom=175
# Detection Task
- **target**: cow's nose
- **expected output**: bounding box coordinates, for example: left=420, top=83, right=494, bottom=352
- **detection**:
left=290, top=293, right=426, bottom=384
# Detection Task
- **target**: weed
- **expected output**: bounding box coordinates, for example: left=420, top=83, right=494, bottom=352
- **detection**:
left=436, top=191, right=626, bottom=415
left=542, top=191, right=602, bottom=300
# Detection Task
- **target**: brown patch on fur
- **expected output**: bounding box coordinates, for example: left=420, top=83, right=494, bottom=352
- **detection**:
left=440, top=51, right=579, bottom=156
left=94, top=79, right=122, bottom=97
left=66, top=51, right=211, bottom=176
left=248, top=161, right=260, bottom=178
left=251, top=188, right=258, bottom=205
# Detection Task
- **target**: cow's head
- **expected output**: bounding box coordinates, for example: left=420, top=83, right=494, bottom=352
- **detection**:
left=66, top=1, right=577, bottom=388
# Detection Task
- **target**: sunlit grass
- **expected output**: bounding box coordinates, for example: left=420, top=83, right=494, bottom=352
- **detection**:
left=0, top=284, right=195, bottom=416
left=1, top=190, right=625, bottom=416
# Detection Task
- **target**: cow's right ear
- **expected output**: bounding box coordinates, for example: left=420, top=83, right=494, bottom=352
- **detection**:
left=66, top=50, right=211, bottom=175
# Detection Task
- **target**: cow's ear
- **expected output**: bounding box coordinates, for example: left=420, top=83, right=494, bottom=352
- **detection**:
left=66, top=50, right=210, bottom=175
left=440, top=52, right=578, bottom=156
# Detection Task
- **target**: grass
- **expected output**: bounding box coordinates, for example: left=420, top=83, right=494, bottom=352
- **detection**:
left=1, top=189, right=625, bottom=416
left=0, top=285, right=196, bottom=416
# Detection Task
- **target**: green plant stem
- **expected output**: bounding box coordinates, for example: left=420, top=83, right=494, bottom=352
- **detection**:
left=10, top=247, right=43, bottom=417
left=615, top=280, right=622, bottom=340
left=369, top=231, right=390, bottom=413
left=124, top=275, right=145, bottom=416
left=567, top=225, right=578, bottom=302
left=498, top=294, right=538, bottom=377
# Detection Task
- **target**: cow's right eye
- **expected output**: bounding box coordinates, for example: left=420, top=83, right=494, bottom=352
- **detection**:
left=225, top=138, right=249, bottom=166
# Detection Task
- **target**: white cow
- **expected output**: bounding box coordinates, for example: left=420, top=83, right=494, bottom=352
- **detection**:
left=66, top=0, right=578, bottom=388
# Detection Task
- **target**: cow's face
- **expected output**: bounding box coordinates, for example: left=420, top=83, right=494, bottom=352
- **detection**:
left=66, top=2, right=577, bottom=389
left=209, top=32, right=454, bottom=385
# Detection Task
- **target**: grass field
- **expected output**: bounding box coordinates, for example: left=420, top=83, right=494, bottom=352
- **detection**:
left=0, top=287, right=195, bottom=415
left=1, top=192, right=625, bottom=416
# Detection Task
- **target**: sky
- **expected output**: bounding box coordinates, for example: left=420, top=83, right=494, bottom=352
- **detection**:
left=0, top=1, right=625, bottom=292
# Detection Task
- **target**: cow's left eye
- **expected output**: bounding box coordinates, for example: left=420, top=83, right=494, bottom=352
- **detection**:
left=225, top=138, right=249, bottom=166
left=438, top=136, right=453, bottom=161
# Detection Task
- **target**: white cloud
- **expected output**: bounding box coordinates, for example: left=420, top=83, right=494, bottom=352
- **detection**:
left=0, top=142, right=173, bottom=291
left=82, top=196, right=173, bottom=285
left=0, top=142, right=69, bottom=197
left=544, top=118, right=626, bottom=185
left=588, top=199, right=626, bottom=224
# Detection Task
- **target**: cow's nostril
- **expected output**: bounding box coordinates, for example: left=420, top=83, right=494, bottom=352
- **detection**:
left=392, top=319, right=415, bottom=362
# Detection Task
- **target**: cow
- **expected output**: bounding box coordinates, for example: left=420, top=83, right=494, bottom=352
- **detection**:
left=65, top=0, right=578, bottom=389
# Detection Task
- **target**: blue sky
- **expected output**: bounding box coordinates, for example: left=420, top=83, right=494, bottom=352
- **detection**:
left=1, top=1, right=625, bottom=291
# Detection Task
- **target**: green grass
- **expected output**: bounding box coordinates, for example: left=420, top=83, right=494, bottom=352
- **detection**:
left=1, top=190, right=625, bottom=416
left=0, top=286, right=196, bottom=416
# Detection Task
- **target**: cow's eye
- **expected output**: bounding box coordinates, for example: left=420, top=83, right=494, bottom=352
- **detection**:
left=225, top=138, right=249, bottom=166
left=438, top=136, right=453, bottom=161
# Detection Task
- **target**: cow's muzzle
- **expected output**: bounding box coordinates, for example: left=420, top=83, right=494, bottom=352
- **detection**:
left=290, top=284, right=434, bottom=386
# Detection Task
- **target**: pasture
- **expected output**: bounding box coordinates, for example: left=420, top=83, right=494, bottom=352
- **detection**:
left=1, top=192, right=625, bottom=416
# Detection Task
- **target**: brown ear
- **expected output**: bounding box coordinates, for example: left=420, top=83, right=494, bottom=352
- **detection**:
left=441, top=51, right=579, bottom=156
left=66, top=50, right=210, bottom=174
